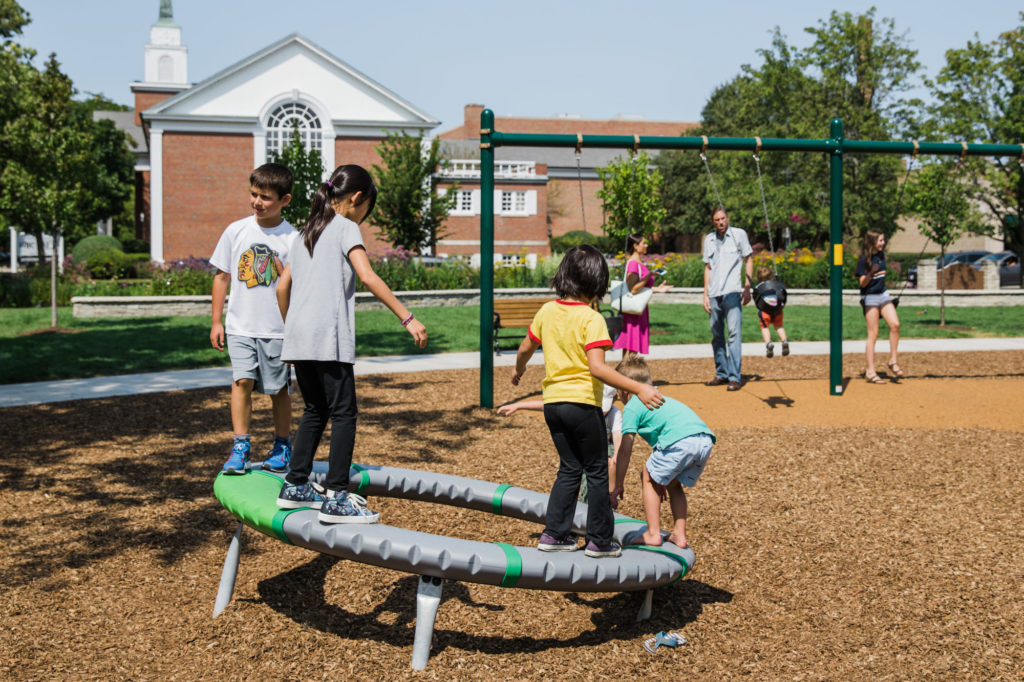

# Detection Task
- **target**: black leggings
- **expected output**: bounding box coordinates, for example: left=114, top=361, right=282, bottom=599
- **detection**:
left=542, top=401, right=614, bottom=545
left=286, top=361, right=357, bottom=492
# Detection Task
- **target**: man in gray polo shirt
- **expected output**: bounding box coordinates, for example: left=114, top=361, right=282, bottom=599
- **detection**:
left=702, top=208, right=753, bottom=391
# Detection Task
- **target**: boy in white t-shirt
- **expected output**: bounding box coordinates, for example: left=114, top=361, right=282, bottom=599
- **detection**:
left=210, top=163, right=297, bottom=474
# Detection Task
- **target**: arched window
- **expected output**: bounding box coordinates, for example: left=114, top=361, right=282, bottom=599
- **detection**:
left=158, top=55, right=174, bottom=82
left=265, top=102, right=322, bottom=158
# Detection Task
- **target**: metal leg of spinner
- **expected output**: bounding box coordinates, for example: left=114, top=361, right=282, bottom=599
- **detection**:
left=636, top=588, right=654, bottom=622
left=411, top=575, right=444, bottom=670
left=213, top=522, right=243, bottom=617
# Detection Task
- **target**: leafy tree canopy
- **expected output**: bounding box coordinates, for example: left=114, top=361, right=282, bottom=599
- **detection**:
left=930, top=11, right=1024, bottom=268
left=269, top=120, right=325, bottom=228
left=370, top=132, right=455, bottom=253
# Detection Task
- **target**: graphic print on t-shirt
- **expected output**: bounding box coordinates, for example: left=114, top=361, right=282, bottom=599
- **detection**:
left=237, top=243, right=280, bottom=288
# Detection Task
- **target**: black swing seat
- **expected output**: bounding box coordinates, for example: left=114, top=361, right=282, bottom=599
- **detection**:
left=753, top=279, right=787, bottom=316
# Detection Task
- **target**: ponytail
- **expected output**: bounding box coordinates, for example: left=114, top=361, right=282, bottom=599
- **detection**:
left=301, top=164, right=378, bottom=256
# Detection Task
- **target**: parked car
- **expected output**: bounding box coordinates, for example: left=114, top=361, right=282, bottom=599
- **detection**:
left=907, top=250, right=992, bottom=288
left=975, top=251, right=1021, bottom=287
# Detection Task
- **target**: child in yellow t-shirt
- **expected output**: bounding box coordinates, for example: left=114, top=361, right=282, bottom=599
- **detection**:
left=512, top=244, right=664, bottom=558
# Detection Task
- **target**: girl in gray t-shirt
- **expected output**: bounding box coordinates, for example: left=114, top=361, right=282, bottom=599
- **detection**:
left=274, top=165, right=428, bottom=524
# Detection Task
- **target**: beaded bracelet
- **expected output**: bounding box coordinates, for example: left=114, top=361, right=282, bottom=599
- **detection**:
left=401, top=313, right=415, bottom=327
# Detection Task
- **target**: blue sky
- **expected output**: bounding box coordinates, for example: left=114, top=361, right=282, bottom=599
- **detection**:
left=16, top=1, right=1022, bottom=132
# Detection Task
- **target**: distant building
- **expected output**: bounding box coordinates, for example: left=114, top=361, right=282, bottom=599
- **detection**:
left=435, top=105, right=698, bottom=256
left=129, top=2, right=436, bottom=262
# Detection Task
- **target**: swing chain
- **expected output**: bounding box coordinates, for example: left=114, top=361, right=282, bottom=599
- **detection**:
left=699, top=139, right=726, bottom=213
left=752, top=142, right=779, bottom=280
left=575, top=134, right=586, bottom=232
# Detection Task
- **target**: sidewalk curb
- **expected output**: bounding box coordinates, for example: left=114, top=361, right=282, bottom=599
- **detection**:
left=4, top=338, right=1024, bottom=408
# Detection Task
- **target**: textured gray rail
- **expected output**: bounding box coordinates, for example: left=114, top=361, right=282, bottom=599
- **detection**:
left=274, top=462, right=696, bottom=592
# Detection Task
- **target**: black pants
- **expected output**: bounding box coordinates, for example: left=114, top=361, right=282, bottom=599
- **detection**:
left=286, top=361, right=357, bottom=492
left=542, top=401, right=614, bottom=545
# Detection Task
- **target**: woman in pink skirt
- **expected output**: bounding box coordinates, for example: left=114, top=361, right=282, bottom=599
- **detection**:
left=613, top=234, right=671, bottom=357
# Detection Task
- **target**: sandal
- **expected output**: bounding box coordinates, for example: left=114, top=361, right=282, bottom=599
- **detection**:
left=887, top=362, right=904, bottom=378
left=644, top=631, right=687, bottom=653
left=865, top=373, right=887, bottom=384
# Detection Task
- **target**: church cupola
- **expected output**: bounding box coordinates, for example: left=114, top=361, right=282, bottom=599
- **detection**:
left=144, top=0, right=188, bottom=85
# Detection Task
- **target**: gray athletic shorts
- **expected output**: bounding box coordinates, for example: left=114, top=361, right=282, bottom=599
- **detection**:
left=862, top=293, right=893, bottom=309
left=646, top=433, right=714, bottom=488
left=226, top=335, right=289, bottom=394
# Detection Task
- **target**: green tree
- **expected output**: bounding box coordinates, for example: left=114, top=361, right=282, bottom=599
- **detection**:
left=596, top=151, right=667, bottom=245
left=0, top=54, right=134, bottom=327
left=370, top=132, right=455, bottom=253
left=905, top=161, right=986, bottom=324
left=930, top=13, right=1024, bottom=275
left=269, top=120, right=324, bottom=227
left=658, top=10, right=924, bottom=249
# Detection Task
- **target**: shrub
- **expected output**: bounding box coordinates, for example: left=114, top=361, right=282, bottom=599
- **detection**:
left=121, top=238, right=150, bottom=254
left=550, top=230, right=620, bottom=255
left=149, top=258, right=217, bottom=295
left=72, top=234, right=123, bottom=265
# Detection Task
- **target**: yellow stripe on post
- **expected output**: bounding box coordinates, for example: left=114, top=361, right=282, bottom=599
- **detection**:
left=833, top=244, right=843, bottom=266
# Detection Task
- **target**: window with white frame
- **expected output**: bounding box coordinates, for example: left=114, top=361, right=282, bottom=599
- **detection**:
left=500, top=190, right=530, bottom=215
left=443, top=188, right=479, bottom=216
left=265, top=102, right=322, bottom=158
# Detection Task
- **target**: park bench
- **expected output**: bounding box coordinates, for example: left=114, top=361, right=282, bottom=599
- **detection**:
left=492, top=298, right=550, bottom=354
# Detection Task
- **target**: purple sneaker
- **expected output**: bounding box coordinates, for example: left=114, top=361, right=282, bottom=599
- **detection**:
left=537, top=532, right=577, bottom=552
left=584, top=540, right=622, bottom=558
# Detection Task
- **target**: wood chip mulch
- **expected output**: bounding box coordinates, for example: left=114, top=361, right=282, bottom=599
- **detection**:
left=1, top=350, right=1022, bottom=680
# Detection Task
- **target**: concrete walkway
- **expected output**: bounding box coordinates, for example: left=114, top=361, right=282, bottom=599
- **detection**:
left=4, top=337, right=1024, bottom=408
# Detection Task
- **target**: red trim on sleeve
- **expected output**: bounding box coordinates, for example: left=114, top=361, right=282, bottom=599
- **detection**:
left=527, top=327, right=541, bottom=344
left=585, top=339, right=613, bottom=350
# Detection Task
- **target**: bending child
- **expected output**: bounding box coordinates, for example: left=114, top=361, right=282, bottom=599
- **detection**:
left=752, top=265, right=788, bottom=358
left=610, top=355, right=715, bottom=549
left=210, top=163, right=297, bottom=475
left=275, top=164, right=427, bottom=524
left=512, top=245, right=664, bottom=558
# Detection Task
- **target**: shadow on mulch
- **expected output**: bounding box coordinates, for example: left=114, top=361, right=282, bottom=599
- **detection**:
left=255, top=555, right=732, bottom=657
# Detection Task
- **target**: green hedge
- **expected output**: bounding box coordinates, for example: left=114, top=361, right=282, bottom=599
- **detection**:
left=1, top=248, right=922, bottom=308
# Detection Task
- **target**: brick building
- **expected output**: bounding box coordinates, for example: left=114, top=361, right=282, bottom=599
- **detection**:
left=131, top=4, right=436, bottom=262
left=435, top=105, right=698, bottom=256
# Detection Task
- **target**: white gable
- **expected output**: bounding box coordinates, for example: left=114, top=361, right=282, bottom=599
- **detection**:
left=146, top=34, right=436, bottom=129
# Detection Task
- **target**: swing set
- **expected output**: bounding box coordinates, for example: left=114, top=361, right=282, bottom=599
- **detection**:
left=476, top=109, right=1024, bottom=406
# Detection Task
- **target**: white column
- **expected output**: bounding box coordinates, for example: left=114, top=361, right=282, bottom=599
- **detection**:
left=10, top=228, right=17, bottom=273
left=252, top=132, right=267, bottom=168
left=150, top=129, right=164, bottom=263
left=321, top=133, right=335, bottom=179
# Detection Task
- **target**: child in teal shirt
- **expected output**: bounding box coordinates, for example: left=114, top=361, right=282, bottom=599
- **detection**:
left=610, top=356, right=715, bottom=549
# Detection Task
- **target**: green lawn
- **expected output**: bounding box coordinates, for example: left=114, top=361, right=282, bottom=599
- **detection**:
left=2, top=303, right=1022, bottom=384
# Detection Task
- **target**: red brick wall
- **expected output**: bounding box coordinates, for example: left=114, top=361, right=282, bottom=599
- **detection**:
left=434, top=181, right=549, bottom=256
left=548, top=177, right=606, bottom=239
left=134, top=90, right=179, bottom=126
left=161, top=132, right=252, bottom=261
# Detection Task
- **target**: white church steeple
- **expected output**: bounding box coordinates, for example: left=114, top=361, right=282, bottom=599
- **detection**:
left=144, top=0, right=188, bottom=85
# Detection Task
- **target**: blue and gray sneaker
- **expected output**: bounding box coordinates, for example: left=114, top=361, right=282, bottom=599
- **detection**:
left=318, top=490, right=380, bottom=524
left=276, top=481, right=327, bottom=509
left=222, top=439, right=250, bottom=475
left=262, top=439, right=292, bottom=473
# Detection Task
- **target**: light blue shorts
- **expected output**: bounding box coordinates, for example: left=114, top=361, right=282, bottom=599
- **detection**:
left=646, top=433, right=714, bottom=488
left=226, top=335, right=289, bottom=394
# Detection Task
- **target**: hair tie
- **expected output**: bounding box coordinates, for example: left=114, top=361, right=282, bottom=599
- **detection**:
left=324, top=180, right=333, bottom=190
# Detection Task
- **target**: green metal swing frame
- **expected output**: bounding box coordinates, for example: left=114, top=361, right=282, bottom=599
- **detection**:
left=477, top=108, right=1024, bottom=406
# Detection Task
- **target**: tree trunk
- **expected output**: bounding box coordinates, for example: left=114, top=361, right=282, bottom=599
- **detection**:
left=50, top=225, right=58, bottom=328
left=939, top=246, right=946, bottom=327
